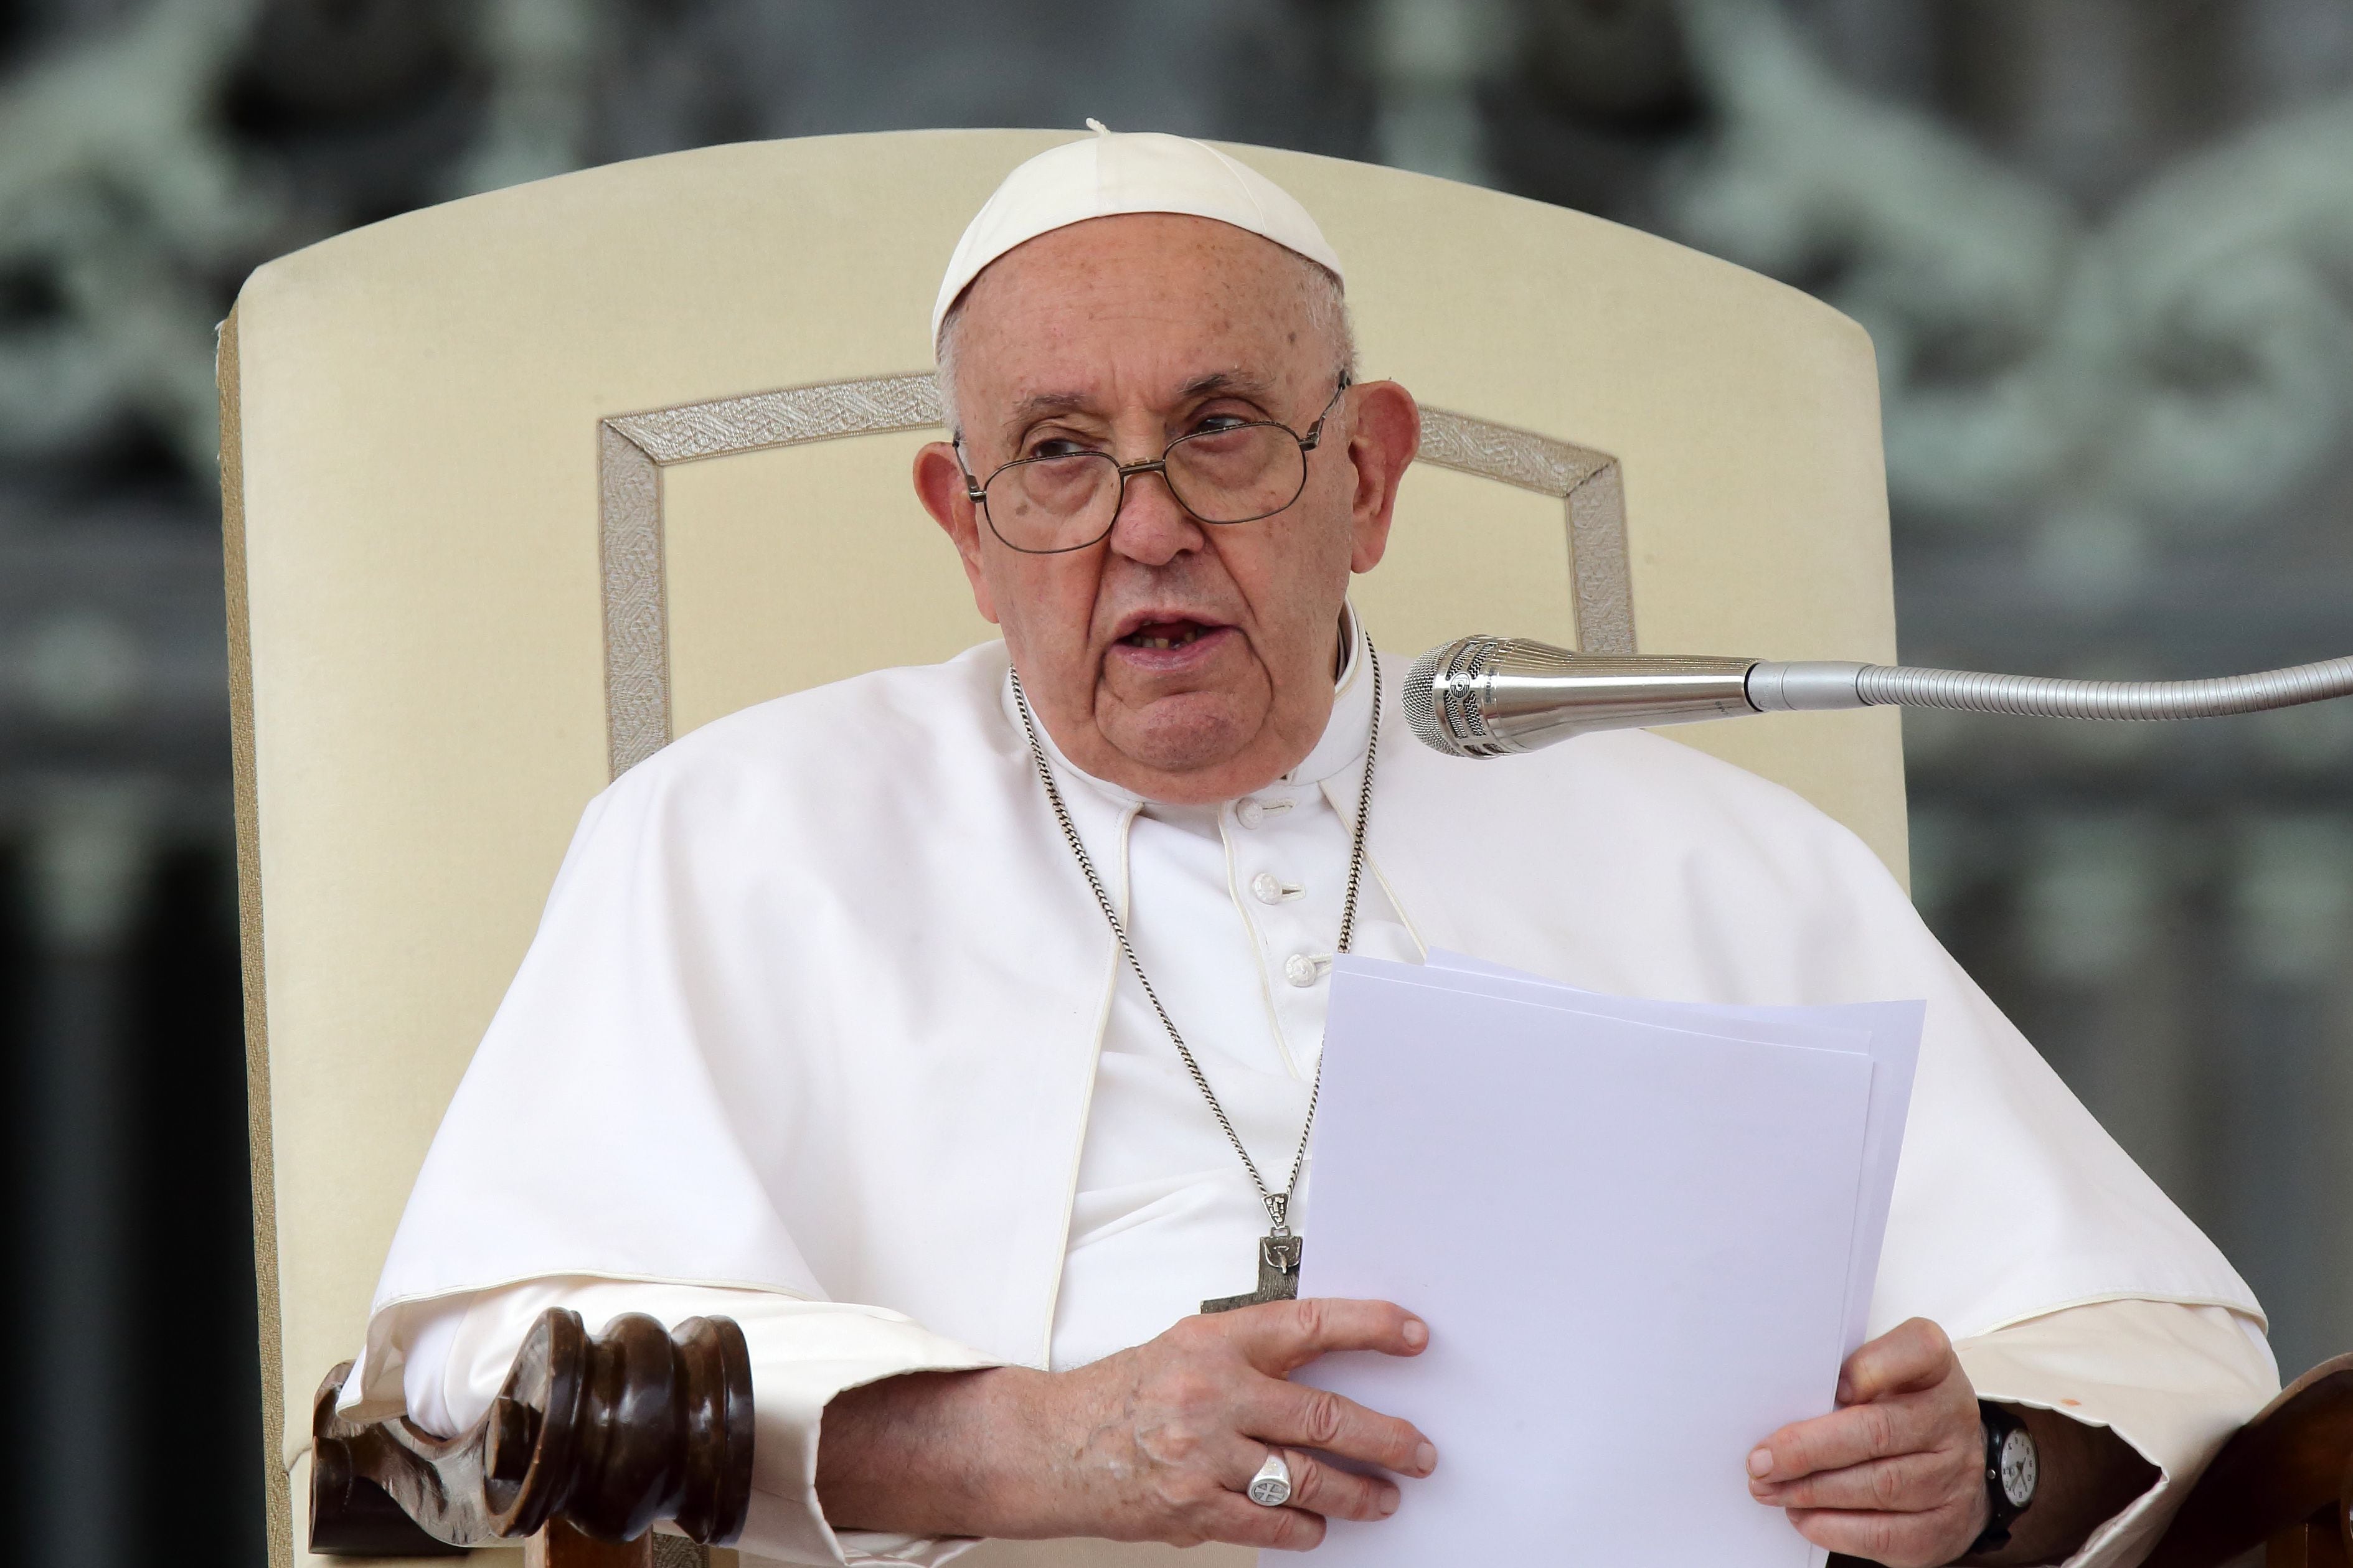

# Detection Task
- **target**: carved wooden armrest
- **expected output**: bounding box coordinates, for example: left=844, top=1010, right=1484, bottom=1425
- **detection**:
left=310, top=1308, right=753, bottom=1561
left=2144, top=1351, right=2353, bottom=1568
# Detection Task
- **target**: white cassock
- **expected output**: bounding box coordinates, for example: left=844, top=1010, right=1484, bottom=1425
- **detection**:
left=344, top=609, right=2275, bottom=1568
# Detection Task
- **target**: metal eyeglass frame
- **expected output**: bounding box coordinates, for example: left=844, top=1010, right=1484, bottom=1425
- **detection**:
left=957, top=375, right=1352, bottom=555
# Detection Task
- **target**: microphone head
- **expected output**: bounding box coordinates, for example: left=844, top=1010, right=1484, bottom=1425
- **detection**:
left=1402, top=647, right=1448, bottom=753
left=1403, top=636, right=1509, bottom=758
left=1405, top=636, right=1761, bottom=758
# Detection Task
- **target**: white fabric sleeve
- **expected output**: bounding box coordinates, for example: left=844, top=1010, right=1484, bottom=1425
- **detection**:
left=370, top=1276, right=1004, bottom=1568
left=1953, top=1297, right=2280, bottom=1568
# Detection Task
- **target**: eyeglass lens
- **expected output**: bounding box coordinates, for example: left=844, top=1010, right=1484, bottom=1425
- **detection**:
left=984, top=423, right=1309, bottom=553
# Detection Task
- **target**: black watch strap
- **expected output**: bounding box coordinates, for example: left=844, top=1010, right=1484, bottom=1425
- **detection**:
left=1969, top=1402, right=2033, bottom=1556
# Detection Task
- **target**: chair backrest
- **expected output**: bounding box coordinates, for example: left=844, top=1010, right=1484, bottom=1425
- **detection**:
left=222, top=128, right=1903, bottom=1567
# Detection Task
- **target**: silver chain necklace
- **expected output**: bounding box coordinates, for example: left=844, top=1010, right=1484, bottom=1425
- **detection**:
left=1009, top=646, right=1381, bottom=1313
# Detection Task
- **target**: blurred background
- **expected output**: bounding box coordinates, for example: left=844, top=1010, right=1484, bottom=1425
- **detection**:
left=2, top=0, right=2349, bottom=1559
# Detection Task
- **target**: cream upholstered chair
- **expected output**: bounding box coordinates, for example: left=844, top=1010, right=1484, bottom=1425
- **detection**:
left=222, top=129, right=1908, bottom=1568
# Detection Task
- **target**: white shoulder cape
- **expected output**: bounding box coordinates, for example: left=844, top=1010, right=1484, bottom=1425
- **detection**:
left=369, top=641, right=2260, bottom=1373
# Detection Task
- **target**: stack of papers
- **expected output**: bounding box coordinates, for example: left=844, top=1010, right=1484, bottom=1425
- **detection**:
left=1292, top=954, right=1922, bottom=1568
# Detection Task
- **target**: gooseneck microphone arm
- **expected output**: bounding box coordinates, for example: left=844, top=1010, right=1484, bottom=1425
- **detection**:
left=1405, top=636, right=2353, bottom=759
left=1751, top=657, right=2353, bottom=720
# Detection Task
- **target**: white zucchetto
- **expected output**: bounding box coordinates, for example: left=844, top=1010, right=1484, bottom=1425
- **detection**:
left=931, top=120, right=1347, bottom=347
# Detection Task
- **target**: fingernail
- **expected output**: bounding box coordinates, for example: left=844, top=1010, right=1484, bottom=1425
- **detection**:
left=1415, top=1442, right=1438, bottom=1474
left=1378, top=1486, right=1400, bottom=1516
left=1836, top=1378, right=1856, bottom=1403
left=1401, top=1318, right=1428, bottom=1349
left=1747, top=1446, right=1773, bottom=1478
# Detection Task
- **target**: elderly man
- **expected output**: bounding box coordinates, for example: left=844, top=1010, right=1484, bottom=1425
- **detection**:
left=347, top=129, right=2273, bottom=1568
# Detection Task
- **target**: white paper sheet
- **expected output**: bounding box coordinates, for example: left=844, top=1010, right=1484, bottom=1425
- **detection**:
left=1289, top=957, right=1893, bottom=1568
left=1419, top=950, right=1924, bottom=1354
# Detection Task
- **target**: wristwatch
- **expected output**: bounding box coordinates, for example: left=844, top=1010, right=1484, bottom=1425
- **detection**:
left=1969, top=1402, right=2039, bottom=1554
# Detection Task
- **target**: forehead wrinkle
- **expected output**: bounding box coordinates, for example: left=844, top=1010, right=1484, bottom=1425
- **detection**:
left=955, top=222, right=1339, bottom=436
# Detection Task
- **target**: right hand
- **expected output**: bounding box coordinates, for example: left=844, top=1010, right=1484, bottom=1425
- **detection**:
left=1002, top=1296, right=1439, bottom=1551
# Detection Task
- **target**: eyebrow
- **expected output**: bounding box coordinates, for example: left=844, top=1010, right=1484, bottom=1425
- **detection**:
left=999, top=390, right=1095, bottom=434
left=1177, top=369, right=1281, bottom=404
left=994, top=370, right=1286, bottom=444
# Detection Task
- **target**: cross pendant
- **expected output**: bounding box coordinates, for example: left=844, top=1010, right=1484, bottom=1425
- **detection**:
left=1202, top=1233, right=1304, bottom=1313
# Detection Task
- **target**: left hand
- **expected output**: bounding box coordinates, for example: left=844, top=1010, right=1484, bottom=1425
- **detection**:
left=1747, top=1317, right=1989, bottom=1567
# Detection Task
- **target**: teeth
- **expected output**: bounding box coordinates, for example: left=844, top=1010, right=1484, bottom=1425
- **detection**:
left=1130, top=626, right=1205, bottom=650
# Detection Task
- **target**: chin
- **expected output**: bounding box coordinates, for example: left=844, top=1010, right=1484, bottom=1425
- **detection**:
left=1107, top=695, right=1257, bottom=777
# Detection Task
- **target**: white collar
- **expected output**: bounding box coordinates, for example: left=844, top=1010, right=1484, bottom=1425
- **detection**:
left=1001, top=601, right=1375, bottom=807
left=1283, top=599, right=1373, bottom=788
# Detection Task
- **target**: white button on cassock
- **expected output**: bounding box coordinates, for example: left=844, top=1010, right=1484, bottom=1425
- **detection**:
left=1235, top=798, right=1294, bottom=830
left=1250, top=872, right=1301, bottom=905
left=1283, top=953, right=1321, bottom=988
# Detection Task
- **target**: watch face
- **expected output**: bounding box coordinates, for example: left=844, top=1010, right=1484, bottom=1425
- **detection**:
left=1999, top=1429, right=2038, bottom=1508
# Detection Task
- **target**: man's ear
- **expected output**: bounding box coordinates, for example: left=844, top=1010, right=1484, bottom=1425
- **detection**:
left=1344, top=382, right=1420, bottom=575
left=913, top=440, right=1001, bottom=625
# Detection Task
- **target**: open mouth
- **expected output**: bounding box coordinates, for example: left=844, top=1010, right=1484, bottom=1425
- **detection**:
left=1121, top=618, right=1220, bottom=650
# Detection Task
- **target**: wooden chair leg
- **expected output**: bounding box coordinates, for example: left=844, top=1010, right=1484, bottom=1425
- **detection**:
left=526, top=1520, right=654, bottom=1568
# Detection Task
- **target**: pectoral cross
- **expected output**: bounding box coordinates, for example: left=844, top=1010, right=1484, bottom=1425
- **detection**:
left=1202, top=1232, right=1304, bottom=1313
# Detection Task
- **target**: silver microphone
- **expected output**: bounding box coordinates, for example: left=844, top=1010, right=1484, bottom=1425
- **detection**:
left=1404, top=636, right=2353, bottom=759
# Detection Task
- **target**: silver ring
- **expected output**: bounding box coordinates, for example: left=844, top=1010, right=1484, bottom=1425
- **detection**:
left=1247, top=1451, right=1294, bottom=1508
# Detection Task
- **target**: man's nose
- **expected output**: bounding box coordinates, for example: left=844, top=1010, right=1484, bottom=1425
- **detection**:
left=1106, top=464, right=1204, bottom=565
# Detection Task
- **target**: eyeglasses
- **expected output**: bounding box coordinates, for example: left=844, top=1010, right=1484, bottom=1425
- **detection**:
left=960, top=378, right=1350, bottom=555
